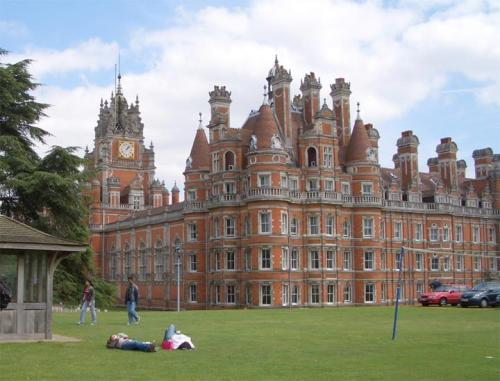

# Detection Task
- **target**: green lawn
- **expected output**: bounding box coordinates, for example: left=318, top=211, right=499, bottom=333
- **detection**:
left=1, top=307, right=499, bottom=381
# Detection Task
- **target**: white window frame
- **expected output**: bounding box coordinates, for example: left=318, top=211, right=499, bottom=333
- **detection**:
left=189, top=254, right=197, bottom=272
left=259, top=212, right=271, bottom=234
left=394, top=221, right=402, bottom=241
left=226, top=250, right=235, bottom=270
left=415, top=223, right=422, bottom=241
left=290, top=217, right=298, bottom=236
left=323, top=146, right=333, bottom=168
left=281, top=212, right=288, bottom=235
left=364, top=250, right=374, bottom=271
left=363, top=217, right=373, bottom=238
left=327, top=284, right=336, bottom=304
left=260, top=284, right=272, bottom=306
left=309, top=250, right=320, bottom=270
left=189, top=284, right=197, bottom=303
left=258, top=172, right=271, bottom=188
left=225, top=217, right=235, bottom=237
left=416, top=253, right=423, bottom=271
left=326, top=215, right=334, bottom=236
left=343, top=251, right=352, bottom=270
left=308, top=215, right=319, bottom=235
left=455, top=224, right=463, bottom=242
left=326, top=250, right=335, bottom=270
left=361, top=182, right=373, bottom=195
left=430, top=224, right=438, bottom=242
left=364, top=283, right=375, bottom=303
left=310, top=284, right=320, bottom=304
left=260, top=247, right=272, bottom=270
left=291, top=248, right=299, bottom=270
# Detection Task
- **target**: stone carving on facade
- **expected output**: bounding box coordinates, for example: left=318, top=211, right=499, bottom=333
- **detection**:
left=186, top=156, right=193, bottom=169
left=271, top=134, right=282, bottom=149
left=249, top=134, right=258, bottom=151
left=366, top=147, right=378, bottom=162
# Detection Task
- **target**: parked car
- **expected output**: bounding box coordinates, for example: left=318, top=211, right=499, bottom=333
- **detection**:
left=460, top=282, right=500, bottom=308
left=419, top=284, right=468, bottom=306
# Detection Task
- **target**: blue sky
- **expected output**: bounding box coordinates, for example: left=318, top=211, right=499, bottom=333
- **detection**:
left=1, top=0, right=499, bottom=187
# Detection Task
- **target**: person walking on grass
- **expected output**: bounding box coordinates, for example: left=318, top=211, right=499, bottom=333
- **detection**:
left=125, top=275, right=140, bottom=325
left=79, top=279, right=96, bottom=325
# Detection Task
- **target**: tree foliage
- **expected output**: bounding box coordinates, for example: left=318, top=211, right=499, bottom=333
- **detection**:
left=0, top=49, right=115, bottom=308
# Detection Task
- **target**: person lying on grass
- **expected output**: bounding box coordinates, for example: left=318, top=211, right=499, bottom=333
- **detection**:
left=162, top=324, right=195, bottom=350
left=106, top=333, right=156, bottom=352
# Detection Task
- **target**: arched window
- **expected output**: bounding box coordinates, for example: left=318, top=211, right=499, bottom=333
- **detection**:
left=124, top=243, right=132, bottom=277
left=139, top=242, right=147, bottom=281
left=307, top=147, right=317, bottom=167
left=225, top=151, right=235, bottom=170
left=154, top=240, right=164, bottom=281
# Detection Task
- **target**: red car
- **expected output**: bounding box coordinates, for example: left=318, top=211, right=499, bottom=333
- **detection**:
left=419, top=285, right=468, bottom=306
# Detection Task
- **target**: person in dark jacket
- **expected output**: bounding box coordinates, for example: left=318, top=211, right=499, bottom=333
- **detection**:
left=125, top=275, right=140, bottom=325
left=79, top=279, right=96, bottom=325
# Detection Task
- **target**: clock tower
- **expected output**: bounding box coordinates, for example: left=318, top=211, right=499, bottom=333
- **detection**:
left=85, top=74, right=169, bottom=226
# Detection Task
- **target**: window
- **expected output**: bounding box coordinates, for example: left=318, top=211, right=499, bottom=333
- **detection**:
left=307, top=178, right=319, bottom=191
left=381, top=251, right=386, bottom=270
left=261, top=248, right=271, bottom=270
left=309, top=250, right=320, bottom=270
left=324, top=179, right=334, bottom=191
left=139, top=243, right=147, bottom=281
left=310, top=285, right=320, bottom=304
left=326, top=216, right=334, bottom=236
left=212, top=152, right=220, bottom=172
left=443, top=256, right=450, bottom=272
left=244, top=216, right=250, bottom=236
left=124, top=244, right=132, bottom=276
left=394, top=221, right=402, bottom=240
left=261, top=284, right=272, bottom=305
left=226, top=251, right=235, bottom=270
left=364, top=250, right=374, bottom=270
left=308, top=215, right=319, bottom=235
left=431, top=256, right=439, bottom=271
left=290, top=218, right=298, bottom=236
left=488, top=226, right=496, bottom=243
left=343, top=251, right=352, bottom=270
left=259, top=212, right=271, bottom=234
left=289, top=177, right=299, bottom=191
left=342, top=220, right=351, bottom=237
left=365, top=283, right=375, bottom=303
left=280, top=173, right=288, bottom=188
left=291, top=285, right=300, bottom=305
left=327, top=284, right=336, bottom=304
left=215, top=285, right=221, bottom=304
left=215, top=251, right=221, bottom=271
left=281, top=212, right=288, bottom=234
left=226, top=285, right=235, bottom=304
left=258, top=173, right=271, bottom=188
left=307, top=147, right=317, bottom=167
left=473, top=255, right=481, bottom=271
left=416, top=281, right=424, bottom=297
left=341, top=182, right=350, bottom=195
left=472, top=226, right=480, bottom=243
left=132, top=195, right=140, bottom=210
left=244, top=248, right=251, bottom=271
left=430, top=224, right=438, bottom=241
left=381, top=220, right=385, bottom=239
left=381, top=282, right=387, bottom=302
left=189, top=284, right=197, bottom=303
left=282, top=284, right=289, bottom=306
left=225, top=217, right=235, bottom=237
left=415, top=223, right=422, bottom=241
left=212, top=184, right=219, bottom=196
left=281, top=247, right=289, bottom=270
left=189, top=254, right=197, bottom=272
left=214, top=217, right=220, bottom=238
left=343, top=283, right=352, bottom=302
left=363, top=217, right=373, bottom=238
left=110, top=250, right=118, bottom=281
left=395, top=252, right=403, bottom=270
left=245, top=285, right=251, bottom=305
left=456, top=255, right=464, bottom=271
left=224, top=182, right=236, bottom=194
left=224, top=151, right=235, bottom=170
left=326, top=250, right=335, bottom=270
left=187, top=190, right=196, bottom=201
left=291, top=248, right=299, bottom=270
left=323, top=146, right=333, bottom=168
left=188, top=223, right=197, bottom=241
left=443, top=225, right=449, bottom=242
left=455, top=225, right=463, bottom=242
left=416, top=253, right=423, bottom=271
left=362, top=182, right=373, bottom=195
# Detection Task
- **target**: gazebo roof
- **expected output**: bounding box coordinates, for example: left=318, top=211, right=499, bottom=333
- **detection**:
left=0, top=215, right=87, bottom=252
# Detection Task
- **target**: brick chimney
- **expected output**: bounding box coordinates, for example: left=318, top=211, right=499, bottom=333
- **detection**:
left=396, top=131, right=420, bottom=191
left=330, top=78, right=351, bottom=162
left=300, top=72, right=322, bottom=127
left=472, top=147, right=493, bottom=179
left=436, top=137, right=458, bottom=190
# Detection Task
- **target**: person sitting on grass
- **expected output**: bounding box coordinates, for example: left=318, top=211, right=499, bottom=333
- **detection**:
left=106, top=333, right=156, bottom=352
left=161, top=324, right=195, bottom=350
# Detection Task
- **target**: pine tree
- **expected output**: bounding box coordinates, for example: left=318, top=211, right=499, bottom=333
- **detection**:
left=0, top=49, right=115, bottom=307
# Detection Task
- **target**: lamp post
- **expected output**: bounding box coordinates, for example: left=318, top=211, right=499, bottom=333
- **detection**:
left=175, top=242, right=182, bottom=312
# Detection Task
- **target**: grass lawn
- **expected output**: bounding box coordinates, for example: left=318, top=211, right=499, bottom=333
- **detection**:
left=0, top=306, right=499, bottom=381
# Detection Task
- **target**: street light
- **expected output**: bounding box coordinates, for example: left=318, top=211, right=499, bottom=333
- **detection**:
left=175, top=241, right=182, bottom=312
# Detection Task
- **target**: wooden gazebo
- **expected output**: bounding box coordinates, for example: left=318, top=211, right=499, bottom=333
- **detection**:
left=0, top=215, right=86, bottom=340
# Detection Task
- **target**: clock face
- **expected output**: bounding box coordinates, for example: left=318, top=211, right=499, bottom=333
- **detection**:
left=118, top=141, right=135, bottom=159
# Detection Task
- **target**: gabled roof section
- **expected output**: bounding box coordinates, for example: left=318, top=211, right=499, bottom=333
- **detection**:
left=0, top=215, right=87, bottom=252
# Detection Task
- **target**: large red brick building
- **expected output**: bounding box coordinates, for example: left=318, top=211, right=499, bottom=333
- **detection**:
left=86, top=60, right=499, bottom=309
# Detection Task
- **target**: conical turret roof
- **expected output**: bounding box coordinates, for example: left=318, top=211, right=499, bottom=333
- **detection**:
left=346, top=109, right=371, bottom=164
left=252, top=104, right=282, bottom=150
left=187, top=126, right=210, bottom=170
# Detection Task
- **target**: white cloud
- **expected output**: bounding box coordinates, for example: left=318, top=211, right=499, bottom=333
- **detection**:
left=22, top=0, right=500, bottom=188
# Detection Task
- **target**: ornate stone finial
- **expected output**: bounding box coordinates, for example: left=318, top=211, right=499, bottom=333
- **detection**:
left=104, top=99, right=108, bottom=108
left=356, top=102, right=361, bottom=120
left=150, top=141, right=154, bottom=149
left=263, top=85, right=268, bottom=105
left=85, top=145, right=89, bottom=155
left=135, top=95, right=139, bottom=105
left=116, top=72, right=123, bottom=95
left=111, top=90, right=114, bottom=99
left=198, top=112, right=203, bottom=129
left=100, top=98, right=104, bottom=108
left=274, top=54, right=278, bottom=65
